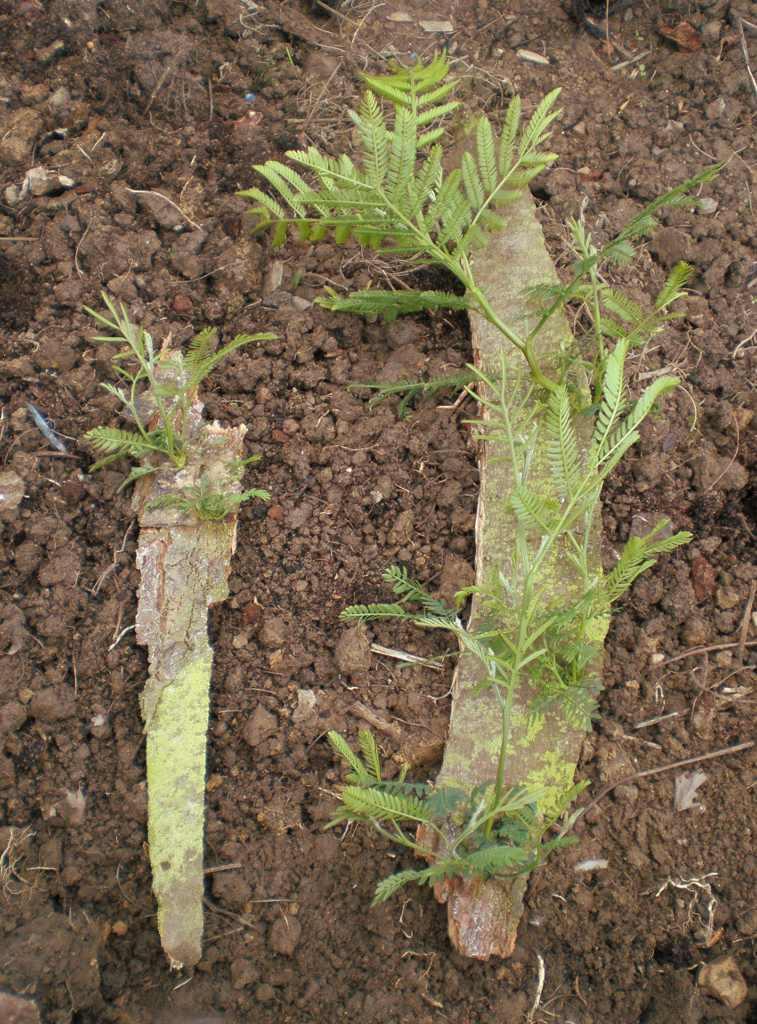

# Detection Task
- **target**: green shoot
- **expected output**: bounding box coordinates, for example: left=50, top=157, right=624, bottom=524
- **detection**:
left=326, top=728, right=579, bottom=906
left=247, top=56, right=716, bottom=910
left=147, top=479, right=270, bottom=522
left=84, top=293, right=275, bottom=485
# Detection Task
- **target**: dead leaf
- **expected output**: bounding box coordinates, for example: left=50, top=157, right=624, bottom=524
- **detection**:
left=516, top=48, right=551, bottom=65
left=420, top=20, right=454, bottom=33
left=674, top=769, right=707, bottom=810
left=658, top=20, right=702, bottom=51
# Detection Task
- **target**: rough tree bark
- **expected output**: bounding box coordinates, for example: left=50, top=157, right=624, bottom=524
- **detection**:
left=431, top=191, right=606, bottom=958
left=132, top=393, right=246, bottom=969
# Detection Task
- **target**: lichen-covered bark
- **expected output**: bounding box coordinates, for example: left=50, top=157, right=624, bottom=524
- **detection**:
left=133, top=399, right=245, bottom=969
left=433, top=191, right=606, bottom=958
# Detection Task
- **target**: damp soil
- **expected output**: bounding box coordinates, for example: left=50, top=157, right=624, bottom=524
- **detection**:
left=0, top=1, right=755, bottom=1022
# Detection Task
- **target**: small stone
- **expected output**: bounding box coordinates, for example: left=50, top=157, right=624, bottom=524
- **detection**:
left=48, top=86, right=71, bottom=113
left=690, top=555, right=716, bottom=601
left=0, top=990, right=41, bottom=1024
left=172, top=293, right=193, bottom=314
left=242, top=704, right=277, bottom=748
left=705, top=97, right=726, bottom=121
left=681, top=615, right=708, bottom=647
left=292, top=688, right=317, bottom=723
left=111, top=920, right=128, bottom=936
left=335, top=624, right=371, bottom=675
left=698, top=956, right=747, bottom=1009
left=37, top=39, right=65, bottom=65
left=255, top=983, right=275, bottom=1004
left=29, top=687, right=77, bottom=723
left=136, top=191, right=186, bottom=229
left=269, top=915, right=302, bottom=956
left=0, top=108, right=43, bottom=165
left=715, top=585, right=741, bottom=611
left=23, top=165, right=76, bottom=197
left=651, top=227, right=690, bottom=269
left=260, top=614, right=288, bottom=648
left=0, top=470, right=25, bottom=517
left=0, top=702, right=28, bottom=736
left=701, top=19, right=722, bottom=42
left=698, top=196, right=718, bottom=214
left=230, top=956, right=258, bottom=989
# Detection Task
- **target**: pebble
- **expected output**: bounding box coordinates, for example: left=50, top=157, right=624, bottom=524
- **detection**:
left=697, top=956, right=747, bottom=1008
left=701, top=19, right=722, bottom=42
left=705, top=97, right=726, bottom=121
left=259, top=614, right=288, bottom=648
left=29, top=687, right=77, bottom=723
left=335, top=624, right=371, bottom=675
left=23, top=165, right=76, bottom=197
left=292, top=688, right=317, bottom=723
left=255, top=983, right=275, bottom=1004
left=0, top=702, right=28, bottom=736
left=269, top=915, right=302, bottom=956
left=690, top=555, right=716, bottom=601
left=715, top=585, right=741, bottom=610
left=242, top=705, right=277, bottom=748
left=0, top=991, right=41, bottom=1024
left=698, top=196, right=718, bottom=214
left=0, top=470, right=25, bottom=517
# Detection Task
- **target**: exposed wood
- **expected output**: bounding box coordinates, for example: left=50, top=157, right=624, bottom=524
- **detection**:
left=430, top=191, right=605, bottom=958
left=133, top=392, right=245, bottom=969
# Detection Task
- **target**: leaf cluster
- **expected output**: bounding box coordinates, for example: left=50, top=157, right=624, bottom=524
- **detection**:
left=83, top=294, right=275, bottom=489
left=326, top=729, right=574, bottom=905
left=242, top=54, right=561, bottom=326
left=147, top=479, right=270, bottom=522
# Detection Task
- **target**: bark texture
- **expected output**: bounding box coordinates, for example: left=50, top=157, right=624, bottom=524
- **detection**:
left=433, top=191, right=606, bottom=958
left=133, top=396, right=245, bottom=969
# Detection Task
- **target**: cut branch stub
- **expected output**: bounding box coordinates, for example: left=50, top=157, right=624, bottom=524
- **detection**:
left=433, top=190, right=606, bottom=959
left=133, top=393, right=245, bottom=969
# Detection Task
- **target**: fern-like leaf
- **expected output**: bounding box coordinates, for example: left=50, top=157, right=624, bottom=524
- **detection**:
left=358, top=730, right=382, bottom=782
left=317, top=288, right=469, bottom=321
left=603, top=520, right=691, bottom=604
left=545, top=387, right=582, bottom=499
left=327, top=731, right=372, bottom=785
left=340, top=786, right=432, bottom=824
left=372, top=867, right=439, bottom=905
left=340, top=602, right=409, bottom=621
left=85, top=426, right=158, bottom=456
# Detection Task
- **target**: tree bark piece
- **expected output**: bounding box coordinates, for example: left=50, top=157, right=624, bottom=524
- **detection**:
left=433, top=191, right=606, bottom=958
left=133, top=396, right=245, bottom=969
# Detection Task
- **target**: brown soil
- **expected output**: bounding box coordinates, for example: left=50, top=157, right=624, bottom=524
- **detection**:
left=1, top=1, right=755, bottom=1022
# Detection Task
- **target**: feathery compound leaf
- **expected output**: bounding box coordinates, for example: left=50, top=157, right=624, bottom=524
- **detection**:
left=591, top=340, right=628, bottom=458
left=475, top=115, right=498, bottom=191
left=351, top=89, right=389, bottom=188
left=340, top=601, right=409, bottom=621
left=340, top=786, right=432, bottom=824
left=510, top=485, right=558, bottom=533
left=317, top=288, right=469, bottom=321
left=603, top=520, right=691, bottom=604
left=546, top=387, right=582, bottom=499
left=498, top=94, right=521, bottom=175
left=85, top=426, right=156, bottom=456
left=463, top=844, right=531, bottom=875
left=327, top=731, right=372, bottom=784
left=519, top=88, right=561, bottom=156
left=655, top=261, right=694, bottom=309
left=384, top=565, right=453, bottom=616
left=372, top=868, right=438, bottom=905
left=358, top=730, right=382, bottom=782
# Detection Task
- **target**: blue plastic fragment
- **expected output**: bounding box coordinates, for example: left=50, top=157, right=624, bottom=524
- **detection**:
left=27, top=403, right=68, bottom=452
